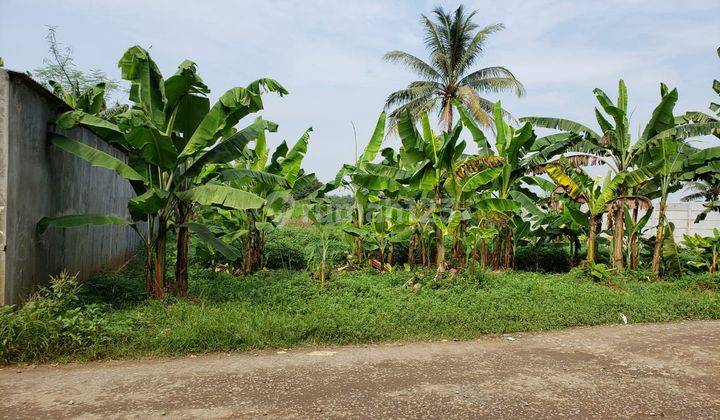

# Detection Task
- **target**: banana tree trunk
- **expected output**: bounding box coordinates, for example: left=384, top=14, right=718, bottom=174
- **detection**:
left=493, top=229, right=503, bottom=270
left=479, top=241, right=488, bottom=269
left=451, top=221, right=465, bottom=267
left=408, top=234, right=416, bottom=268
left=243, top=212, right=264, bottom=274
left=587, top=215, right=599, bottom=263
left=434, top=187, right=445, bottom=272
left=712, top=244, right=717, bottom=274
left=152, top=214, right=168, bottom=300
left=612, top=206, right=624, bottom=270
left=174, top=204, right=192, bottom=297
left=629, top=207, right=639, bottom=270
left=503, top=226, right=512, bottom=269
left=144, top=242, right=153, bottom=298
left=353, top=206, right=363, bottom=262
left=651, top=200, right=667, bottom=274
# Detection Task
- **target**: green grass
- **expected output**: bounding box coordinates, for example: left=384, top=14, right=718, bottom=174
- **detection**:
left=3, top=265, right=718, bottom=364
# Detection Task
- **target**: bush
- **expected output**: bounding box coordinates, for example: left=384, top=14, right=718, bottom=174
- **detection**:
left=264, top=226, right=351, bottom=270
left=0, top=271, right=117, bottom=363
left=677, top=273, right=720, bottom=292
left=515, top=245, right=571, bottom=273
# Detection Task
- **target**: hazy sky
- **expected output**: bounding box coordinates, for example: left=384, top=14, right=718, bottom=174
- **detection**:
left=1, top=0, right=719, bottom=182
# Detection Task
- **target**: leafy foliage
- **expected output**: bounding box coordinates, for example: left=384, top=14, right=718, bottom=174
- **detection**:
left=0, top=272, right=117, bottom=363
left=383, top=6, right=523, bottom=130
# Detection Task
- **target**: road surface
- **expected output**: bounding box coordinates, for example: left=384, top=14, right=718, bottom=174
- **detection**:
left=2, top=320, right=719, bottom=419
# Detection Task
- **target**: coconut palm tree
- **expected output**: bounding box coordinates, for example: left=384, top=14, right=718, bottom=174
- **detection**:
left=383, top=5, right=524, bottom=132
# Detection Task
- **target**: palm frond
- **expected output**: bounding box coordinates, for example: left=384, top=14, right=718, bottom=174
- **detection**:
left=465, top=76, right=525, bottom=97
left=386, top=96, right=438, bottom=133
left=455, top=87, right=493, bottom=126
left=681, top=191, right=708, bottom=202
left=384, top=81, right=439, bottom=109
left=457, top=24, right=505, bottom=74
left=383, top=51, right=441, bottom=81
left=457, top=87, right=516, bottom=126
left=420, top=14, right=449, bottom=75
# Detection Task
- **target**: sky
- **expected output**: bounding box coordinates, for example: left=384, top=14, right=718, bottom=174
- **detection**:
left=1, top=0, right=719, bottom=183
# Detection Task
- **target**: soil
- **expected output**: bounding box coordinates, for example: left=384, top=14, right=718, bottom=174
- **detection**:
left=2, top=320, right=719, bottom=419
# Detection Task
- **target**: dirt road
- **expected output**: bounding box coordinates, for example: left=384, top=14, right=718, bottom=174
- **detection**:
left=1, top=320, right=719, bottom=419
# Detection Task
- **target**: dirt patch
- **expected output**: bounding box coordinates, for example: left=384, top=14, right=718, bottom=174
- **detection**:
left=1, top=320, right=719, bottom=419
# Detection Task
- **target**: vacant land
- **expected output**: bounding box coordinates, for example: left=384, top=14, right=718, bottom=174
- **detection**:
left=2, top=267, right=719, bottom=364
left=2, top=320, right=718, bottom=419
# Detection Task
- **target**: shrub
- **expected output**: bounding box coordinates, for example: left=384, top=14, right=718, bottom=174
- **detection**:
left=0, top=271, right=116, bottom=363
left=264, top=226, right=351, bottom=270
left=515, top=245, right=571, bottom=273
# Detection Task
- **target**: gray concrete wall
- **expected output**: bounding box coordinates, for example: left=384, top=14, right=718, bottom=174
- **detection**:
left=0, top=69, right=141, bottom=305
left=648, top=202, right=720, bottom=240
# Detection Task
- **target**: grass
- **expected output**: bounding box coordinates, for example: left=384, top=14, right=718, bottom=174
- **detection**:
left=3, top=264, right=718, bottom=364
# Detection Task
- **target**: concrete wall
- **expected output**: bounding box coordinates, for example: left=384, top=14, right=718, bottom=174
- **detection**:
left=0, top=69, right=141, bottom=305
left=648, top=202, right=720, bottom=240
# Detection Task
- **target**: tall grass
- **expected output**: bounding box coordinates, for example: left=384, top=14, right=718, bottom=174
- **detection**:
left=3, top=267, right=717, bottom=364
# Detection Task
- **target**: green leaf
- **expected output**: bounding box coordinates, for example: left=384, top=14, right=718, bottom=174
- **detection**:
left=343, top=226, right=366, bottom=237
left=564, top=202, right=589, bottom=228
left=179, top=86, right=263, bottom=159
left=446, top=210, right=462, bottom=232
left=688, top=145, right=720, bottom=166
left=510, top=190, right=545, bottom=219
left=183, top=118, right=278, bottom=179
left=462, top=167, right=502, bottom=192
left=173, top=94, right=210, bottom=148
left=247, top=78, right=288, bottom=96
left=55, top=110, right=125, bottom=144
left=37, top=214, right=130, bottom=234
left=163, top=60, right=209, bottom=112
left=409, top=161, right=437, bottom=191
left=455, top=101, right=491, bottom=153
left=222, top=168, right=290, bottom=188
left=493, top=102, right=507, bottom=154
left=640, top=87, right=678, bottom=141
left=118, top=46, right=166, bottom=127
left=474, top=198, right=520, bottom=213
left=128, top=188, right=170, bottom=220
left=280, top=128, right=312, bottom=185
left=187, top=222, right=242, bottom=261
left=359, top=112, right=386, bottom=166
left=51, top=134, right=145, bottom=181
left=397, top=109, right=422, bottom=151
left=352, top=173, right=401, bottom=192
left=253, top=120, right=269, bottom=170
left=178, top=184, right=264, bottom=210
left=125, top=126, right=178, bottom=170
left=520, top=116, right=600, bottom=139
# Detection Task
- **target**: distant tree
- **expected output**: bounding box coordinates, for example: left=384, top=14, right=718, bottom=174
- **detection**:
left=383, top=5, right=524, bottom=132
left=32, top=26, right=121, bottom=113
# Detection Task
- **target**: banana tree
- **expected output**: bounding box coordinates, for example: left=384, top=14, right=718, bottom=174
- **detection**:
left=395, top=109, right=467, bottom=271
left=545, top=160, right=649, bottom=264
left=38, top=46, right=285, bottom=298
left=523, top=80, right=720, bottom=270
left=220, top=127, right=318, bottom=273
left=457, top=101, right=586, bottom=269
left=682, top=229, right=720, bottom=273
left=49, top=80, right=109, bottom=114
left=322, top=112, right=393, bottom=261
